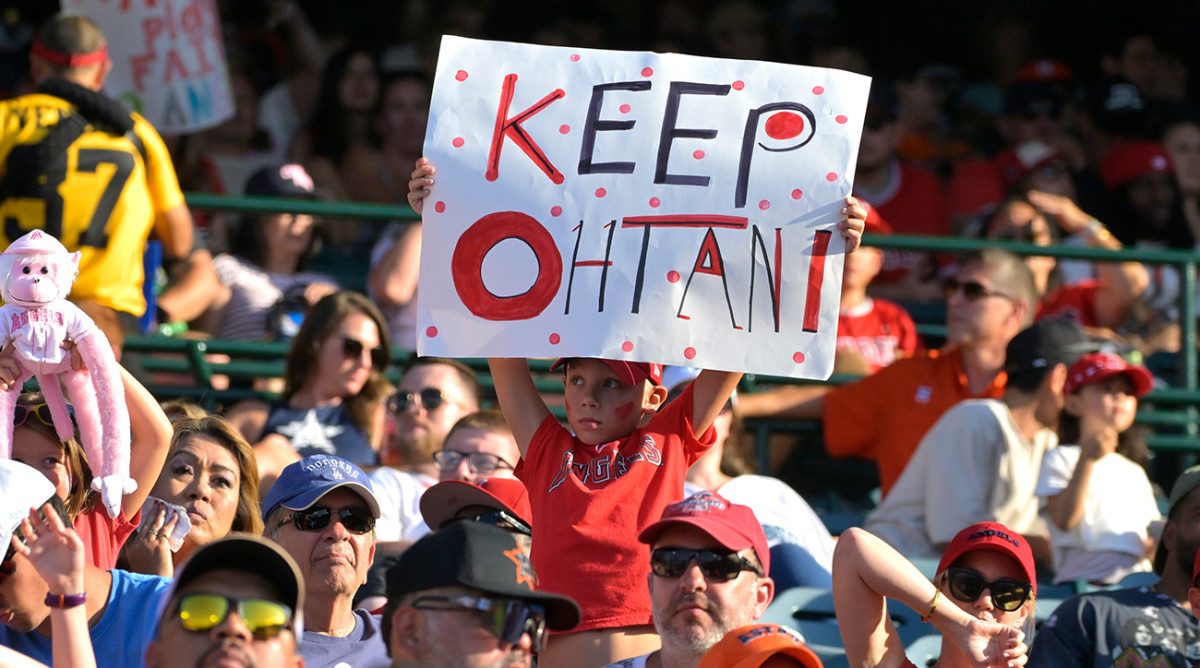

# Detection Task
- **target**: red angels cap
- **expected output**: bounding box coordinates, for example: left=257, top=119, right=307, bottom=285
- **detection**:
left=699, top=624, right=823, bottom=668
left=937, top=522, right=1037, bottom=595
left=993, top=140, right=1065, bottom=191
left=1100, top=141, right=1173, bottom=188
left=638, top=491, right=770, bottom=575
left=1064, top=352, right=1154, bottom=397
left=549, top=358, right=664, bottom=386
left=420, top=478, right=532, bottom=532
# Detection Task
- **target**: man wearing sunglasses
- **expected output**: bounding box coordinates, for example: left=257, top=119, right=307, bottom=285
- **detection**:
left=382, top=521, right=580, bottom=668
left=0, top=459, right=172, bottom=667
left=1031, top=465, right=1200, bottom=667
left=866, top=318, right=1090, bottom=564
left=145, top=535, right=305, bottom=668
left=370, top=357, right=480, bottom=549
left=262, top=455, right=389, bottom=668
left=603, top=491, right=774, bottom=668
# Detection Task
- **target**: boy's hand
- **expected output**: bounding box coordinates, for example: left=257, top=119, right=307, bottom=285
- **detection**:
left=408, top=157, right=436, bottom=215
left=840, top=196, right=867, bottom=254
left=12, top=503, right=85, bottom=597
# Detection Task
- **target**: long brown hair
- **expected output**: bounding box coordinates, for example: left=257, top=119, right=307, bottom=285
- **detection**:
left=169, top=417, right=264, bottom=535
left=283, top=291, right=393, bottom=444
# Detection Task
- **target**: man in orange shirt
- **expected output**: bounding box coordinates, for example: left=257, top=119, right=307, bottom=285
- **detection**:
left=739, top=248, right=1038, bottom=497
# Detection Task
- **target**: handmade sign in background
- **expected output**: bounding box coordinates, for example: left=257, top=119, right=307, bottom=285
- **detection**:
left=71, top=0, right=233, bottom=135
left=418, top=35, right=870, bottom=379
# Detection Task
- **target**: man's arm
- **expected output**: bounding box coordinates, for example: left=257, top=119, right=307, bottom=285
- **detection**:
left=689, top=370, right=742, bottom=439
left=736, top=384, right=830, bottom=420
left=487, top=358, right=552, bottom=458
left=152, top=203, right=194, bottom=261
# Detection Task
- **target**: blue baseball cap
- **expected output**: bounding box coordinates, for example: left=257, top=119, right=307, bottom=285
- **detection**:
left=261, top=455, right=380, bottom=521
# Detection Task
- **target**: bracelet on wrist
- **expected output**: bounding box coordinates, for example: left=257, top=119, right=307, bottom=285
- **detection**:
left=44, top=592, right=86, bottom=609
left=1085, top=217, right=1113, bottom=242
left=920, top=588, right=941, bottom=623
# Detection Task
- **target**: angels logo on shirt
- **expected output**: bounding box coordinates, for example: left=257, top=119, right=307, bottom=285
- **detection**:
left=545, top=435, right=663, bottom=493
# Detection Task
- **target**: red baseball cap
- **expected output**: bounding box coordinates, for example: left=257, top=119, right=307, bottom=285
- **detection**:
left=549, top=358, right=663, bottom=386
left=699, top=624, right=823, bottom=668
left=1064, top=352, right=1154, bottom=397
left=420, top=478, right=532, bottom=532
left=862, top=201, right=893, bottom=235
left=937, top=522, right=1037, bottom=596
left=1100, top=141, right=1173, bottom=188
left=993, top=140, right=1065, bottom=191
left=639, top=491, right=770, bottom=575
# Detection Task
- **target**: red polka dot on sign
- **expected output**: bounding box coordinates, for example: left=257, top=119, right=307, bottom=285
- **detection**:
left=559, top=124, right=571, bottom=134
left=812, top=86, right=824, bottom=94
left=732, top=80, right=745, bottom=90
left=570, top=54, right=580, bottom=62
left=826, top=172, right=838, bottom=182
left=684, top=347, right=697, bottom=360
left=693, top=150, right=705, bottom=160
left=551, top=205, right=563, bottom=217
left=435, top=201, right=446, bottom=213
left=452, top=137, right=464, bottom=148
left=793, top=351, right=805, bottom=363
left=595, top=187, right=607, bottom=198
left=667, top=270, right=680, bottom=283
left=426, top=326, right=438, bottom=338
left=791, top=189, right=803, bottom=199
left=622, top=340, right=634, bottom=352
left=549, top=333, right=561, bottom=344
left=455, top=70, right=468, bottom=81
left=765, top=112, right=805, bottom=140
left=649, top=197, right=661, bottom=208
left=641, top=67, right=653, bottom=77
left=835, top=115, right=848, bottom=124
left=759, top=200, right=771, bottom=210
left=619, top=104, right=631, bottom=114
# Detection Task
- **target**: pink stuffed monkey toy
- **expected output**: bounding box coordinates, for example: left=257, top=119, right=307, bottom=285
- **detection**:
left=0, top=230, right=133, bottom=518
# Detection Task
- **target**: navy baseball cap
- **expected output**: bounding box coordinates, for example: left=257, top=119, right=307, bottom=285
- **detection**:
left=261, top=455, right=380, bottom=521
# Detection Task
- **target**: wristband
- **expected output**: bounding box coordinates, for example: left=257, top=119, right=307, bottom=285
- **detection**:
left=44, top=592, right=86, bottom=608
left=920, top=588, right=940, bottom=623
left=1085, top=218, right=1113, bottom=242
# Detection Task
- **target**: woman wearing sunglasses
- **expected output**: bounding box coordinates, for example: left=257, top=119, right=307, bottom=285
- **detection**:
left=5, top=362, right=173, bottom=571
left=833, top=522, right=1034, bottom=668
left=224, top=291, right=392, bottom=483
left=118, top=416, right=263, bottom=577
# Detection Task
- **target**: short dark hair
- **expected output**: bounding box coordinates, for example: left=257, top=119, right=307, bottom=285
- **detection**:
left=404, top=356, right=482, bottom=406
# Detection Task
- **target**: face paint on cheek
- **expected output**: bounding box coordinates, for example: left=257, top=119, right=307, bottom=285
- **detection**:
left=615, top=401, right=635, bottom=420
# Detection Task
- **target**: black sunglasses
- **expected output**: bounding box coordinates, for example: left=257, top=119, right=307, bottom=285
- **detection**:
left=342, top=337, right=387, bottom=369
left=432, top=449, right=514, bottom=475
left=388, top=388, right=466, bottom=413
left=944, top=567, right=1031, bottom=612
left=411, top=595, right=548, bottom=652
left=175, top=593, right=294, bottom=640
left=650, top=547, right=762, bottom=582
left=444, top=509, right=532, bottom=536
left=944, top=277, right=1012, bottom=302
left=277, top=505, right=375, bottom=535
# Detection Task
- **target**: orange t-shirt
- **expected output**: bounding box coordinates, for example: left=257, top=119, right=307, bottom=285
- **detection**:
left=822, top=349, right=1005, bottom=496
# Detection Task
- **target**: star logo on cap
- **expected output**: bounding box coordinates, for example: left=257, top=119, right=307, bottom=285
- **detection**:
left=505, top=547, right=535, bottom=588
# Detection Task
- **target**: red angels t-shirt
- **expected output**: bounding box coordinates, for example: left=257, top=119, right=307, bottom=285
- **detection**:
left=74, top=503, right=139, bottom=570
left=837, top=297, right=924, bottom=373
left=515, top=383, right=715, bottom=631
left=1037, top=279, right=1102, bottom=328
left=861, top=162, right=950, bottom=284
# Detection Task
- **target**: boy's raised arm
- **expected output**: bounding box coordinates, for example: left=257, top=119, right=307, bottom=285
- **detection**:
left=689, top=369, right=743, bottom=439
left=488, top=358, right=553, bottom=458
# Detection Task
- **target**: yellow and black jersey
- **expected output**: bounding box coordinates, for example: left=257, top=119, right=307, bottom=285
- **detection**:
left=0, top=93, right=184, bottom=316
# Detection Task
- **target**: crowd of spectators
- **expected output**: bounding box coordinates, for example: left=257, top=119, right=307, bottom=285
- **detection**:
left=7, top=1, right=1200, bottom=667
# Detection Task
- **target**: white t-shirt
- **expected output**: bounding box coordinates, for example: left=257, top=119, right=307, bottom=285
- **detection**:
left=686, top=475, right=836, bottom=573
left=865, top=399, right=1055, bottom=558
left=368, top=467, right=436, bottom=543
left=1036, top=445, right=1159, bottom=584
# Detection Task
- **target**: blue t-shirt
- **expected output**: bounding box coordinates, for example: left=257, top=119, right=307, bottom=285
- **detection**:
left=299, top=608, right=390, bottom=668
left=0, top=569, right=170, bottom=668
left=262, top=403, right=377, bottom=467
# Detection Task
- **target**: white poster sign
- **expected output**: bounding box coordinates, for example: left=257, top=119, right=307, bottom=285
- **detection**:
left=418, top=36, right=869, bottom=379
left=69, top=0, right=233, bottom=134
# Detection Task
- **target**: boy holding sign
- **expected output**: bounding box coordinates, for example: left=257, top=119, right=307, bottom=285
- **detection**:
left=410, top=161, right=866, bottom=667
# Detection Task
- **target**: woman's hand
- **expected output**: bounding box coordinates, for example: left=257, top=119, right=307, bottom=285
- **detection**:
left=12, top=503, right=84, bottom=597
left=1026, top=189, right=1092, bottom=234
left=407, top=157, right=436, bottom=215
left=303, top=281, right=340, bottom=307
left=0, top=345, right=21, bottom=391
left=952, top=619, right=1027, bottom=668
left=120, top=502, right=180, bottom=577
